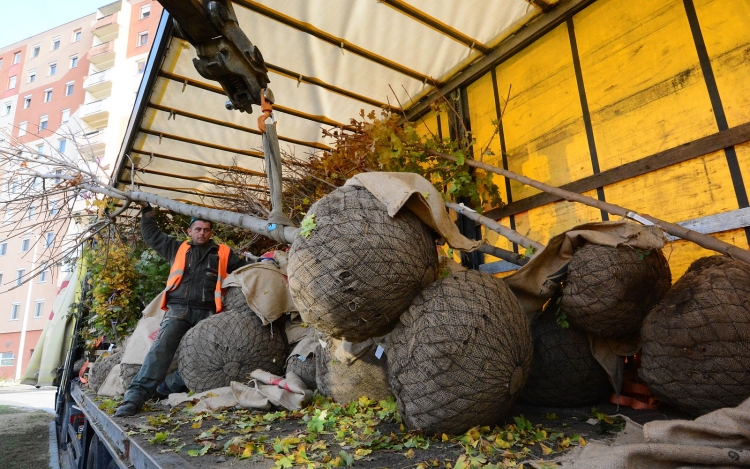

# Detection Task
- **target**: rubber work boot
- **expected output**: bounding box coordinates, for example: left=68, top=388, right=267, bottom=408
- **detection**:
left=114, top=401, right=140, bottom=417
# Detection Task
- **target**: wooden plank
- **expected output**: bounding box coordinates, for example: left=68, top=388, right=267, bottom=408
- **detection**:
left=485, top=121, right=750, bottom=219
left=403, top=0, right=597, bottom=121
left=665, top=207, right=750, bottom=240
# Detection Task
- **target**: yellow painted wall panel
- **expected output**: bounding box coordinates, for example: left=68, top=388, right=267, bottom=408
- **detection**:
left=663, top=228, right=749, bottom=280
left=467, top=73, right=511, bottom=206
left=412, top=111, right=440, bottom=141
left=736, top=142, right=750, bottom=188
left=493, top=23, right=593, bottom=201
left=694, top=0, right=750, bottom=128
left=574, top=0, right=717, bottom=169
left=512, top=190, right=603, bottom=246
left=604, top=151, right=738, bottom=222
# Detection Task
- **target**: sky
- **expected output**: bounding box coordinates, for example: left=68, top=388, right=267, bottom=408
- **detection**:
left=0, top=0, right=110, bottom=48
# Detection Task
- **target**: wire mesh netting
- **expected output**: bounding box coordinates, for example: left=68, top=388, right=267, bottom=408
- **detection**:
left=286, top=349, right=318, bottom=390
left=640, top=255, right=750, bottom=416
left=562, top=244, right=671, bottom=338
left=316, top=337, right=392, bottom=404
left=288, top=186, right=439, bottom=342
left=88, top=350, right=122, bottom=393
left=520, top=311, right=611, bottom=406
left=387, top=270, right=533, bottom=435
left=119, top=363, right=140, bottom=390
left=223, top=286, right=250, bottom=311
left=178, top=305, right=287, bottom=393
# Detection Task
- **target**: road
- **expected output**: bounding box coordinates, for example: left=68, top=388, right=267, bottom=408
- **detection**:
left=0, top=384, right=56, bottom=413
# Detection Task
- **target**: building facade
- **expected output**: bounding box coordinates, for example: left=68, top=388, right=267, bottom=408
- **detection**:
left=0, top=0, right=162, bottom=380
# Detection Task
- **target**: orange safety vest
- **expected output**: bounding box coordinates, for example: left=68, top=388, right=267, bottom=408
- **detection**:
left=160, top=242, right=231, bottom=312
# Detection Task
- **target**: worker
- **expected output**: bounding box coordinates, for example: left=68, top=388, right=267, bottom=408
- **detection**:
left=115, top=202, right=247, bottom=417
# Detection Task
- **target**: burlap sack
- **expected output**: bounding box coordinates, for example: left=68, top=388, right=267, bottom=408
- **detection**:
left=547, top=396, right=750, bottom=468
left=89, top=350, right=123, bottom=393
left=222, top=256, right=297, bottom=325
left=286, top=335, right=319, bottom=390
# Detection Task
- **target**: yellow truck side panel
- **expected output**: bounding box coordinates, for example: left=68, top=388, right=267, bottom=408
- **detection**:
left=665, top=228, right=749, bottom=279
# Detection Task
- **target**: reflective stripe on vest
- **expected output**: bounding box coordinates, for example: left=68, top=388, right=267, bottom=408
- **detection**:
left=160, top=241, right=231, bottom=312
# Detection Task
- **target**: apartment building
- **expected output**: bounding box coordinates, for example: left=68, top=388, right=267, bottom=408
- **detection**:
left=0, top=0, right=162, bottom=380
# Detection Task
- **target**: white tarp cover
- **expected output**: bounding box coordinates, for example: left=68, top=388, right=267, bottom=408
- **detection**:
left=116, top=0, right=544, bottom=206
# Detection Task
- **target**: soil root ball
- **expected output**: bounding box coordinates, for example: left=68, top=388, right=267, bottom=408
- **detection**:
left=316, top=337, right=392, bottom=404
left=520, top=312, right=611, bottom=406
left=562, top=244, right=671, bottom=338
left=222, top=286, right=250, bottom=311
left=640, top=255, right=750, bottom=416
left=286, top=347, right=319, bottom=391
left=89, top=350, right=122, bottom=393
left=387, top=270, right=532, bottom=435
left=119, top=363, right=140, bottom=390
left=178, top=307, right=286, bottom=393
left=288, top=186, right=438, bottom=342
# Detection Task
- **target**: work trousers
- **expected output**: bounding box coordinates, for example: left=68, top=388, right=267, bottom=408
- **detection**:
left=123, top=304, right=213, bottom=407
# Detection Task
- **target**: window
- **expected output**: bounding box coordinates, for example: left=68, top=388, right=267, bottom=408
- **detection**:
left=4, top=210, right=14, bottom=223
left=44, top=88, right=53, bottom=102
left=0, top=242, right=6, bottom=255
left=0, top=352, right=13, bottom=366
left=8, top=75, right=16, bottom=89
left=61, top=108, right=70, bottom=123
left=28, top=69, right=36, bottom=83
left=16, top=269, right=24, bottom=286
left=26, top=206, right=35, bottom=220
left=39, top=115, right=48, bottom=130
left=3, top=102, right=10, bottom=116
left=45, top=231, right=54, bottom=246
left=54, top=169, right=63, bottom=184
left=58, top=138, right=66, bottom=153
left=49, top=63, right=56, bottom=76
left=23, top=96, right=31, bottom=109
left=0, top=58, right=3, bottom=69
left=10, top=303, right=20, bottom=320
left=18, top=121, right=27, bottom=136
left=65, top=82, right=74, bottom=96
left=34, top=300, right=44, bottom=317
left=31, top=44, right=40, bottom=58
left=51, top=36, right=61, bottom=51
left=36, top=144, right=44, bottom=157
left=140, top=4, right=151, bottom=19
left=137, top=60, right=146, bottom=74
left=137, top=31, right=149, bottom=47
left=70, top=55, right=78, bottom=69
left=13, top=52, right=21, bottom=64
left=73, top=29, right=82, bottom=43
left=21, top=237, right=30, bottom=252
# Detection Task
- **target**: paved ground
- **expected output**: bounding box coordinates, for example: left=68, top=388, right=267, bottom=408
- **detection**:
left=0, top=384, right=57, bottom=413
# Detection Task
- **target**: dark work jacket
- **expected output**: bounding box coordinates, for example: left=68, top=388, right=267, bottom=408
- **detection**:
left=141, top=210, right=247, bottom=310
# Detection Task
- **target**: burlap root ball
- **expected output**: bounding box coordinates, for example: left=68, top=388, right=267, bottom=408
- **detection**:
left=88, top=350, right=122, bottom=393
left=316, top=337, right=392, bottom=404
left=562, top=244, right=671, bottom=338
left=387, top=270, right=533, bottom=435
left=178, top=309, right=286, bottom=393
left=520, top=311, right=611, bottom=406
left=119, top=363, right=140, bottom=390
left=223, top=286, right=249, bottom=311
left=640, top=255, right=750, bottom=416
left=286, top=348, right=319, bottom=391
left=288, top=185, right=438, bottom=342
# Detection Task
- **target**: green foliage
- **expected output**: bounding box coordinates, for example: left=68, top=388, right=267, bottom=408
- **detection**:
left=299, top=213, right=317, bottom=238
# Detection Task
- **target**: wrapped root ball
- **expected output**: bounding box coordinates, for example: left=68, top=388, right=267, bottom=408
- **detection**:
left=521, top=312, right=611, bottom=406
left=178, top=309, right=286, bottom=392
left=286, top=345, right=319, bottom=391
left=89, top=350, right=122, bottom=393
left=562, top=244, right=671, bottom=338
left=640, top=255, right=750, bottom=416
left=222, top=286, right=250, bottom=311
left=119, top=363, right=140, bottom=390
left=316, top=337, right=392, bottom=404
left=288, top=186, right=438, bottom=342
left=387, top=270, right=532, bottom=435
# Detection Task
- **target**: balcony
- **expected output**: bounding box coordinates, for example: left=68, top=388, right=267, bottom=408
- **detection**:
left=79, top=129, right=106, bottom=160
left=83, top=70, right=112, bottom=98
left=91, top=13, right=119, bottom=41
left=80, top=99, right=109, bottom=127
left=88, top=41, right=115, bottom=69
